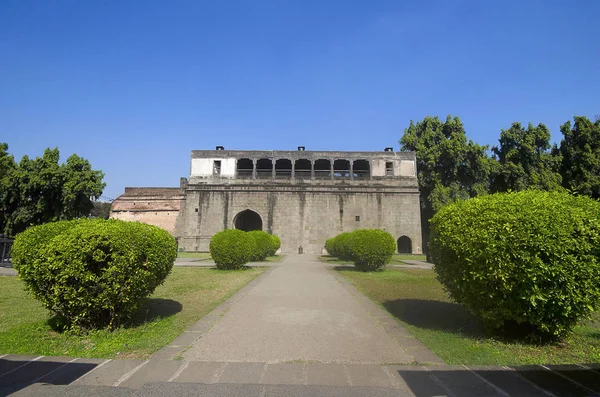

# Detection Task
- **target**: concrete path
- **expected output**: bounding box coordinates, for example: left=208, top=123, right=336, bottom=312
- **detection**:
left=182, top=254, right=420, bottom=364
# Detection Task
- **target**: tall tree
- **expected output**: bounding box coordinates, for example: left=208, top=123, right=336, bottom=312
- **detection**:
left=491, top=122, right=562, bottom=193
left=400, top=116, right=494, bottom=250
left=0, top=145, right=105, bottom=235
left=558, top=116, right=600, bottom=198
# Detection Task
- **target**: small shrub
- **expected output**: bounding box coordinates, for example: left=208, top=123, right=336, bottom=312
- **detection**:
left=349, top=229, right=395, bottom=272
left=332, top=232, right=353, bottom=260
left=210, top=229, right=252, bottom=269
left=269, top=234, right=281, bottom=256
left=12, top=219, right=176, bottom=330
left=325, top=238, right=335, bottom=256
left=430, top=190, right=600, bottom=341
left=247, top=230, right=273, bottom=261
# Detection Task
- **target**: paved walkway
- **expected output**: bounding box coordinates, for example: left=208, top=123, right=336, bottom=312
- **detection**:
left=181, top=254, right=425, bottom=364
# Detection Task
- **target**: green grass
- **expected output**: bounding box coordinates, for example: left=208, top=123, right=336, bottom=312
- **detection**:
left=337, top=268, right=600, bottom=365
left=262, top=255, right=284, bottom=263
left=391, top=254, right=427, bottom=262
left=0, top=267, right=265, bottom=359
left=176, top=252, right=212, bottom=259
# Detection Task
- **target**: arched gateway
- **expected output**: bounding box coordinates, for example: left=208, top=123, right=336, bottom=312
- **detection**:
left=234, top=209, right=263, bottom=231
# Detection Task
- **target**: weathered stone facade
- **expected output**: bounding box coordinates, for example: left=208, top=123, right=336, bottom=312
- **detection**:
left=111, top=149, right=422, bottom=254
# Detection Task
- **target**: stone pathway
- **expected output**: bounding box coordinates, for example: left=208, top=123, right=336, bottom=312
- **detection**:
left=4, top=254, right=600, bottom=396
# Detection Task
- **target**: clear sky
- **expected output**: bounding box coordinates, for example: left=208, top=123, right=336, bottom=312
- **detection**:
left=2, top=0, right=599, bottom=199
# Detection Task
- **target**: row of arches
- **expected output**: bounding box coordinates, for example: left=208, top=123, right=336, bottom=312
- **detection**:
left=235, top=158, right=371, bottom=179
left=232, top=209, right=414, bottom=253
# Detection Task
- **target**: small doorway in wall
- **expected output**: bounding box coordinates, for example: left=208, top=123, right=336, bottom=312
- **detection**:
left=234, top=209, right=263, bottom=231
left=397, top=236, right=412, bottom=254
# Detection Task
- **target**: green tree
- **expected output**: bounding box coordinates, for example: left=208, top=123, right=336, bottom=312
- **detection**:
left=558, top=116, right=600, bottom=198
left=491, top=122, right=562, bottom=193
left=90, top=201, right=112, bottom=219
left=399, top=116, right=494, bottom=249
left=0, top=145, right=105, bottom=235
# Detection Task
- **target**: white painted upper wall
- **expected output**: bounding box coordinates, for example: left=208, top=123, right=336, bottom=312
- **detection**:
left=371, top=159, right=415, bottom=177
left=191, top=158, right=236, bottom=177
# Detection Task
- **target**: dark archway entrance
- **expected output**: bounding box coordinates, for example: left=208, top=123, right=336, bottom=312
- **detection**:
left=234, top=210, right=263, bottom=231
left=397, top=236, right=412, bottom=254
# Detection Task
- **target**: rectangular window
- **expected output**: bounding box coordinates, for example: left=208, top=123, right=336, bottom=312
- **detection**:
left=355, top=216, right=360, bottom=222
left=213, top=160, right=222, bottom=175
left=385, top=162, right=394, bottom=176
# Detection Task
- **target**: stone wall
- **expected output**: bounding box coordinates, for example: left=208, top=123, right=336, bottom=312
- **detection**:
left=176, top=182, right=422, bottom=254
left=110, top=188, right=184, bottom=234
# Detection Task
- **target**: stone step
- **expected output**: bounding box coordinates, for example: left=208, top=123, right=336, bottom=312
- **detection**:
left=4, top=355, right=600, bottom=397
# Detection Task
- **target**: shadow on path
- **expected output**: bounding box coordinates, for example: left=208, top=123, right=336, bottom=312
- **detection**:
left=0, top=358, right=99, bottom=395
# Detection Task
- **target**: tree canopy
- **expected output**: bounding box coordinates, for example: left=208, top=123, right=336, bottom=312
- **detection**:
left=0, top=144, right=105, bottom=236
left=558, top=116, right=600, bottom=199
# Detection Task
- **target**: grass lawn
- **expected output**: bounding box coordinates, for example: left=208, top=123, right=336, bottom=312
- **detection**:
left=391, top=254, right=427, bottom=262
left=262, top=255, right=284, bottom=263
left=176, top=252, right=212, bottom=259
left=337, top=268, right=600, bottom=365
left=0, top=267, right=265, bottom=359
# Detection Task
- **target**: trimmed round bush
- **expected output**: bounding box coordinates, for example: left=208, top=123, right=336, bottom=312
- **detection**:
left=430, top=190, right=600, bottom=340
left=325, top=238, right=335, bottom=256
left=12, top=219, right=176, bottom=331
left=348, top=229, right=396, bottom=272
left=247, top=230, right=273, bottom=261
left=210, top=229, right=253, bottom=269
left=332, top=232, right=353, bottom=260
left=269, top=234, right=281, bottom=256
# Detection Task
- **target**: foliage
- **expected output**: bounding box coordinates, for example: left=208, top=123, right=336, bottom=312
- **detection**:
left=209, top=229, right=252, bottom=269
left=491, top=122, right=562, bottom=192
left=331, top=232, right=354, bottom=260
left=269, top=234, right=281, bottom=256
left=325, top=238, right=335, bottom=256
left=399, top=116, right=494, bottom=248
left=348, top=229, right=396, bottom=272
left=247, top=230, right=273, bottom=261
left=90, top=201, right=112, bottom=219
left=558, top=116, right=600, bottom=199
left=430, top=190, right=600, bottom=341
left=12, top=219, right=176, bottom=331
left=0, top=144, right=105, bottom=236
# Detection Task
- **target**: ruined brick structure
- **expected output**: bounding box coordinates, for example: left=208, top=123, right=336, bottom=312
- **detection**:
left=111, top=148, right=422, bottom=254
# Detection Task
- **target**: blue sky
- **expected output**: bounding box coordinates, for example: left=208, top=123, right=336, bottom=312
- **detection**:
left=2, top=0, right=599, bottom=199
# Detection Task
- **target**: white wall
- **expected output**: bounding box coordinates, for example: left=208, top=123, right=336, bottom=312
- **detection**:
left=398, top=160, right=415, bottom=177
left=191, top=158, right=236, bottom=177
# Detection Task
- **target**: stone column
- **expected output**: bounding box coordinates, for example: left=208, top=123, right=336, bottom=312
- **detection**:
left=330, top=160, right=334, bottom=180
left=291, top=160, right=295, bottom=179
left=252, top=159, right=257, bottom=179
left=311, top=160, right=314, bottom=179
left=350, top=159, right=354, bottom=180
left=272, top=159, right=276, bottom=179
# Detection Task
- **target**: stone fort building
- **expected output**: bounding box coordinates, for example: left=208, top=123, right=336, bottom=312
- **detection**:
left=110, top=147, right=422, bottom=255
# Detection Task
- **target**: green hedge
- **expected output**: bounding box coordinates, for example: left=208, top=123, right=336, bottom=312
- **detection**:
left=12, top=219, right=176, bottom=331
left=269, top=234, right=281, bottom=256
left=326, top=229, right=395, bottom=271
left=247, top=230, right=273, bottom=261
left=210, top=229, right=253, bottom=269
left=349, top=229, right=396, bottom=272
left=430, top=190, right=600, bottom=340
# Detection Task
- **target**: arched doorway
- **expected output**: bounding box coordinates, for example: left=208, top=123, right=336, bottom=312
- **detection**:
left=234, top=209, right=263, bottom=231
left=397, top=236, right=412, bottom=254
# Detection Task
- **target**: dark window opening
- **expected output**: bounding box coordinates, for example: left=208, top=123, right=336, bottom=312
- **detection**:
left=236, top=158, right=253, bottom=179
left=195, top=208, right=198, bottom=212
left=234, top=209, right=263, bottom=231
left=213, top=160, right=222, bottom=176
left=333, top=159, right=351, bottom=178
left=397, top=236, right=412, bottom=254
left=275, top=159, right=292, bottom=178
left=256, top=158, right=273, bottom=179
left=294, top=159, right=311, bottom=179
left=314, top=159, right=331, bottom=179
left=353, top=159, right=370, bottom=179
left=355, top=216, right=360, bottom=222
left=385, top=162, right=394, bottom=176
